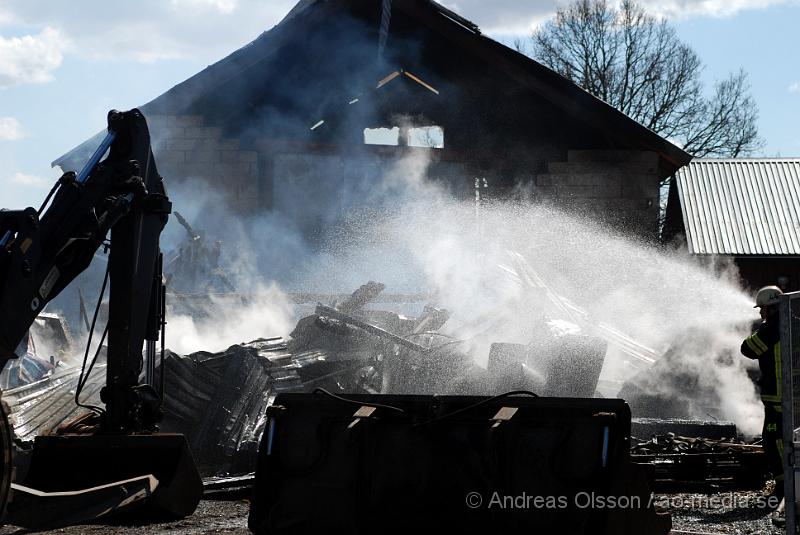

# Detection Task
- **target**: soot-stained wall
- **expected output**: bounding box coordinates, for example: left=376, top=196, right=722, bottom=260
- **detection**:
left=57, top=0, right=686, bottom=241
left=149, top=107, right=663, bottom=240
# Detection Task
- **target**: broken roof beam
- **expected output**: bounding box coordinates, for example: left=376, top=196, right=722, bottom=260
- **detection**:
left=174, top=211, right=201, bottom=241
left=412, top=305, right=450, bottom=334
left=314, top=304, right=427, bottom=354
left=336, top=281, right=385, bottom=314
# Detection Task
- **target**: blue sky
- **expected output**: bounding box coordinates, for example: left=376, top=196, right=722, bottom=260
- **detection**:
left=671, top=3, right=800, bottom=158
left=1, top=0, right=798, bottom=209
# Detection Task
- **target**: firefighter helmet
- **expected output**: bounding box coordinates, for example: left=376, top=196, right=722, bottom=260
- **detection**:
left=754, top=285, right=783, bottom=308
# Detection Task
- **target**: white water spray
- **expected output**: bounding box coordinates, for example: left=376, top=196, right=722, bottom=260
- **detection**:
left=164, top=149, right=763, bottom=434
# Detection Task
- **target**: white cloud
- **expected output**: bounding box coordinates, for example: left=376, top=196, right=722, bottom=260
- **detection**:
left=639, top=0, right=800, bottom=19
left=440, top=0, right=562, bottom=35
left=0, top=0, right=794, bottom=65
left=0, top=117, right=24, bottom=141
left=441, top=0, right=799, bottom=35
left=0, top=27, right=65, bottom=88
left=170, top=0, right=238, bottom=14
left=9, top=172, right=49, bottom=188
left=0, top=1, right=297, bottom=63
left=790, top=82, right=800, bottom=94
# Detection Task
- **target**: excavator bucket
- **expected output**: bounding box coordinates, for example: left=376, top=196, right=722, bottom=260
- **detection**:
left=5, top=433, right=202, bottom=530
left=249, top=393, right=671, bottom=535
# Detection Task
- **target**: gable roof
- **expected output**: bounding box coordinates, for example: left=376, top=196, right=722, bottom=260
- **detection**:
left=673, top=159, right=800, bottom=256
left=53, top=0, right=690, bottom=172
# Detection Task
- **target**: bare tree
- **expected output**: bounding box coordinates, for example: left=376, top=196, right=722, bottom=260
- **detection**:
left=529, top=0, right=763, bottom=157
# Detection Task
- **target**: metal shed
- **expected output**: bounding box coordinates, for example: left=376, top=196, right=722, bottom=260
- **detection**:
left=664, top=158, right=800, bottom=290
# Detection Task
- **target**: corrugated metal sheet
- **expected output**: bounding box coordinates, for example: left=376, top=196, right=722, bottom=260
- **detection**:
left=3, top=336, right=375, bottom=476
left=675, top=159, right=800, bottom=255
left=4, top=364, right=105, bottom=442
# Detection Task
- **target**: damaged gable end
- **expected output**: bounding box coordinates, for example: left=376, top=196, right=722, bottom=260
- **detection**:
left=53, top=0, right=690, bottom=239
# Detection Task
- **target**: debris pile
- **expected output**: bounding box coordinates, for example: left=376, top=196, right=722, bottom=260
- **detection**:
left=156, top=335, right=371, bottom=475
left=152, top=280, right=608, bottom=475
left=632, top=434, right=760, bottom=455
left=631, top=433, right=765, bottom=491
left=2, top=313, right=72, bottom=389
left=3, top=280, right=610, bottom=480
left=3, top=276, right=765, bottom=498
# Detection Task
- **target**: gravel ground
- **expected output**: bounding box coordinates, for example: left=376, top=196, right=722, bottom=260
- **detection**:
left=0, top=492, right=787, bottom=534
left=0, top=500, right=251, bottom=534
left=662, top=490, right=785, bottom=535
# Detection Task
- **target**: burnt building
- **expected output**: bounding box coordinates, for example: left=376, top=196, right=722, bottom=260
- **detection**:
left=54, top=0, right=690, bottom=240
left=663, top=158, right=800, bottom=291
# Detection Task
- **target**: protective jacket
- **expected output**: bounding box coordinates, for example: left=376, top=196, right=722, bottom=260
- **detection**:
left=741, top=319, right=781, bottom=403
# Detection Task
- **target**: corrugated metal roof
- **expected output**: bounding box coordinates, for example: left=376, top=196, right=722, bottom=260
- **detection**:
left=675, top=159, right=800, bottom=255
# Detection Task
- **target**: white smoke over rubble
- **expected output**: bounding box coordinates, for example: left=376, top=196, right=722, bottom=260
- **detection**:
left=165, top=283, right=293, bottom=355
left=161, top=146, right=763, bottom=434
left=158, top=180, right=301, bottom=353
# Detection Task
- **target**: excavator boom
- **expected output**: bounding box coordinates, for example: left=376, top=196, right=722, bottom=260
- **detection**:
left=0, top=109, right=201, bottom=529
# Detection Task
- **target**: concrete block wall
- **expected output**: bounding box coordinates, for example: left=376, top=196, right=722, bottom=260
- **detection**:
left=143, top=116, right=662, bottom=238
left=534, top=150, right=661, bottom=237
left=147, top=115, right=260, bottom=211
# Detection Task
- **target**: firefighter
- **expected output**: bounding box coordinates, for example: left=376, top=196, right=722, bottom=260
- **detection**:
left=741, top=285, right=784, bottom=503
